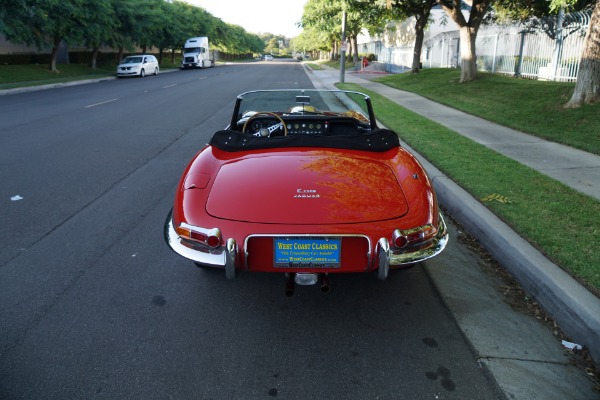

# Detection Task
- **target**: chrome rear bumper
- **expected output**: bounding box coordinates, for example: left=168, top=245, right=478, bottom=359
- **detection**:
left=389, top=213, right=449, bottom=266
left=164, top=211, right=227, bottom=268
left=164, top=211, right=449, bottom=276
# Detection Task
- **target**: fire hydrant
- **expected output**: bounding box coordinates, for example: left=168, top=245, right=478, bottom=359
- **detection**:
left=362, top=56, right=369, bottom=69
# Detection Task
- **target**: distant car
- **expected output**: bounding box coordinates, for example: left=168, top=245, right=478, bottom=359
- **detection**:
left=164, top=89, right=449, bottom=295
left=264, top=55, right=274, bottom=61
left=116, top=55, right=159, bottom=78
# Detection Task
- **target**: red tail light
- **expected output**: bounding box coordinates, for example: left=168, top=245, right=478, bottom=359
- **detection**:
left=394, top=234, right=408, bottom=248
left=176, top=223, right=222, bottom=248
left=392, top=225, right=436, bottom=249
left=206, top=232, right=221, bottom=248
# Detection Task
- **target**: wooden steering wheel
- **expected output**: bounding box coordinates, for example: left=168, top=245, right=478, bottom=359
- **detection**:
left=242, top=112, right=288, bottom=136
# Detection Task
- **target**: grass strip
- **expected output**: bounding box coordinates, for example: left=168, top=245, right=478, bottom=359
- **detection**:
left=305, top=62, right=324, bottom=70
left=338, top=82, right=600, bottom=293
left=374, top=69, right=600, bottom=156
left=0, top=61, right=182, bottom=89
left=0, top=64, right=115, bottom=88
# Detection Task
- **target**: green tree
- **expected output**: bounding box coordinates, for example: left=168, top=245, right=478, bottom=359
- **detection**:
left=290, top=28, right=331, bottom=58
left=345, top=2, right=368, bottom=62
left=0, top=0, right=33, bottom=46
left=80, top=0, right=117, bottom=69
left=302, top=0, right=345, bottom=60
left=130, top=0, right=165, bottom=53
left=492, top=0, right=591, bottom=21
left=0, top=0, right=273, bottom=68
left=0, top=0, right=87, bottom=72
left=262, top=34, right=288, bottom=55
left=112, top=0, right=138, bottom=62
left=360, top=0, right=431, bottom=72
left=301, top=0, right=392, bottom=62
left=153, top=0, right=177, bottom=63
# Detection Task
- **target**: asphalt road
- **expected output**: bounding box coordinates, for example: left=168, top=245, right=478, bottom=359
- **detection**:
left=0, top=61, right=503, bottom=399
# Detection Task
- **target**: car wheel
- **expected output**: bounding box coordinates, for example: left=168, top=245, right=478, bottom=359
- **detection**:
left=140, top=68, right=145, bottom=78
left=154, top=67, right=158, bottom=75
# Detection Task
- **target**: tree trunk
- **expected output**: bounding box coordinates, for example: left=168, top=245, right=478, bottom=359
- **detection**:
left=437, top=0, right=488, bottom=83
left=91, top=47, right=99, bottom=69
left=49, top=36, right=61, bottom=73
left=411, top=10, right=431, bottom=73
left=352, top=35, right=359, bottom=63
left=347, top=37, right=353, bottom=61
left=564, top=2, right=600, bottom=108
left=331, top=40, right=337, bottom=61
left=459, top=26, right=478, bottom=82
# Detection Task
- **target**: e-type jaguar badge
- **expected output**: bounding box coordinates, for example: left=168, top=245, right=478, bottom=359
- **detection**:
left=294, top=188, right=320, bottom=198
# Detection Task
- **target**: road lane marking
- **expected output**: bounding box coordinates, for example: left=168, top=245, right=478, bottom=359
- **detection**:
left=84, top=98, right=118, bottom=108
left=163, top=84, right=178, bottom=88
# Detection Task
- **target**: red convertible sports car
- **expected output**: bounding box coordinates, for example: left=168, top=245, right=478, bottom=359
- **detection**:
left=165, top=89, right=448, bottom=295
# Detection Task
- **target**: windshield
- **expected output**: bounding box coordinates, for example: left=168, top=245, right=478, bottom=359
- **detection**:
left=122, top=56, right=142, bottom=64
left=234, top=90, right=375, bottom=127
left=184, top=47, right=203, bottom=53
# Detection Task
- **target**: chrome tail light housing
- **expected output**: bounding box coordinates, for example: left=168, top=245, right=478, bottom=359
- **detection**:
left=175, top=223, right=222, bottom=249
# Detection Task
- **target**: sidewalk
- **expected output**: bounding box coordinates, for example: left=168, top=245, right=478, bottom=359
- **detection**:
left=306, top=65, right=600, bottom=398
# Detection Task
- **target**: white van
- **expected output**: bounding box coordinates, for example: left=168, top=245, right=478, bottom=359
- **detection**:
left=117, top=55, right=159, bottom=78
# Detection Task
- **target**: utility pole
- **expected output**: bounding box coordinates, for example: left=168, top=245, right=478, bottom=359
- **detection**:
left=340, top=10, right=347, bottom=83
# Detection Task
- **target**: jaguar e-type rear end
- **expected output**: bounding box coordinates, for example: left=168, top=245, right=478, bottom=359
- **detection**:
left=164, top=89, right=447, bottom=293
left=165, top=136, right=447, bottom=281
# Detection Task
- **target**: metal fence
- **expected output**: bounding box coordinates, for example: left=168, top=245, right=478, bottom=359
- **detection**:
left=359, top=41, right=415, bottom=73
left=362, top=10, right=592, bottom=82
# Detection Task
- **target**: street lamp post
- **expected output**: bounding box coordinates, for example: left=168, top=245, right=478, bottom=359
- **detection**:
left=340, top=10, right=347, bottom=83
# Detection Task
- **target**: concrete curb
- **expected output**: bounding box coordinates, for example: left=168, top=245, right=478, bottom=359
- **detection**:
left=0, top=76, right=116, bottom=96
left=387, top=102, right=600, bottom=366
left=432, top=173, right=600, bottom=363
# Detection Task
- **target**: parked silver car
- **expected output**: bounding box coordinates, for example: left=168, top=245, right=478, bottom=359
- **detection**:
left=117, top=55, right=159, bottom=78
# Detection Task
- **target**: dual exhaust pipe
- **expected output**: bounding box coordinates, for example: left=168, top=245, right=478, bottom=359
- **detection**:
left=286, top=273, right=330, bottom=297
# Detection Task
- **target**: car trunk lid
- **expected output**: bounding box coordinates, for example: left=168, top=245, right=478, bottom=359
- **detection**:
left=205, top=154, right=408, bottom=224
